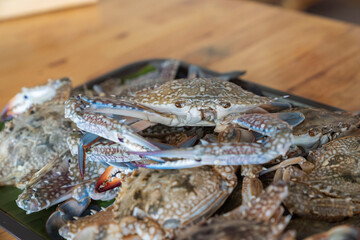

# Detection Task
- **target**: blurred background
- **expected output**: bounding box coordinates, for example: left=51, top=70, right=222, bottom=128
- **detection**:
left=1, top=0, right=360, bottom=24
left=248, top=0, right=360, bottom=24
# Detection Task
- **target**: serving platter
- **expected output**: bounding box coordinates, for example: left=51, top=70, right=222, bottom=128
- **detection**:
left=0, top=59, right=346, bottom=240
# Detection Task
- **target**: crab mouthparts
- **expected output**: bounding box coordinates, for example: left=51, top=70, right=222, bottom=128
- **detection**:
left=200, top=108, right=216, bottom=122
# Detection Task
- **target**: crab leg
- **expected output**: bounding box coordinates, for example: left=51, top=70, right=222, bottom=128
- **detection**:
left=78, top=133, right=101, bottom=178
left=135, top=142, right=277, bottom=165
left=259, top=156, right=314, bottom=176
left=66, top=98, right=170, bottom=177
left=79, top=96, right=180, bottom=126
left=134, top=114, right=296, bottom=169
left=46, top=197, right=91, bottom=239
left=65, top=97, right=161, bottom=150
left=95, top=136, right=200, bottom=190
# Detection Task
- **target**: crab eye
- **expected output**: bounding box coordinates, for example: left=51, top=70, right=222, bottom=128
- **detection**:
left=220, top=102, right=231, bottom=108
left=175, top=101, right=185, bottom=108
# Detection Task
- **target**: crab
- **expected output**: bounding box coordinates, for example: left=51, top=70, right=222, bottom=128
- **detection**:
left=0, top=78, right=75, bottom=187
left=59, top=165, right=238, bottom=239
left=1, top=78, right=72, bottom=121
left=262, top=135, right=360, bottom=221
left=304, top=225, right=360, bottom=240
left=283, top=107, right=359, bottom=156
left=175, top=181, right=292, bottom=240
left=14, top=62, right=196, bottom=210
left=15, top=148, right=122, bottom=239
left=286, top=214, right=360, bottom=239
left=65, top=75, right=305, bottom=171
left=16, top=150, right=118, bottom=214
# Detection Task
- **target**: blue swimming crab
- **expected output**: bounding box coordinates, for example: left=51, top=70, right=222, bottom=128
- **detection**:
left=65, top=76, right=304, bottom=170
left=283, top=107, right=360, bottom=156
left=263, top=135, right=360, bottom=221
left=0, top=78, right=74, bottom=187
left=59, top=165, right=238, bottom=239
left=16, top=150, right=119, bottom=214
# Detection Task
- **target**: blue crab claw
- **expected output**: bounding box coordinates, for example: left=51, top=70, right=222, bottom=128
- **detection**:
left=80, top=96, right=177, bottom=126
left=135, top=159, right=203, bottom=169
left=94, top=165, right=137, bottom=192
left=251, top=112, right=304, bottom=140
left=46, top=197, right=91, bottom=240
left=132, top=142, right=281, bottom=169
left=95, top=166, right=123, bottom=192
left=77, top=131, right=162, bottom=178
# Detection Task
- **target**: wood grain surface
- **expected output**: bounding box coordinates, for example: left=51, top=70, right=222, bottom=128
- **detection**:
left=0, top=0, right=359, bottom=239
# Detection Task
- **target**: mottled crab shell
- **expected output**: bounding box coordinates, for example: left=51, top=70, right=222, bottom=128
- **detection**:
left=60, top=166, right=237, bottom=239
left=306, top=136, right=360, bottom=200
left=122, top=78, right=272, bottom=123
left=112, top=166, right=237, bottom=228
left=16, top=149, right=110, bottom=213
left=284, top=136, right=360, bottom=221
left=288, top=108, right=360, bottom=151
left=0, top=104, right=76, bottom=187
left=16, top=151, right=76, bottom=213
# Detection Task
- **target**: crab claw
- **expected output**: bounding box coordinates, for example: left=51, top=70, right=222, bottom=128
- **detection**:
left=46, top=197, right=91, bottom=240
left=95, top=166, right=127, bottom=192
left=0, top=97, right=17, bottom=121
left=135, top=159, right=203, bottom=169
left=133, top=142, right=281, bottom=169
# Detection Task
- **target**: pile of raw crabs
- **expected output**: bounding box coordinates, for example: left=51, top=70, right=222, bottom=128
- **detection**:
left=0, top=60, right=359, bottom=240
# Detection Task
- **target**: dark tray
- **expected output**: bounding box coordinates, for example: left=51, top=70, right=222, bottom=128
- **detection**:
left=0, top=58, right=343, bottom=240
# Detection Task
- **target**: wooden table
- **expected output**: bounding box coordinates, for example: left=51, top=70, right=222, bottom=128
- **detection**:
left=0, top=0, right=359, bottom=239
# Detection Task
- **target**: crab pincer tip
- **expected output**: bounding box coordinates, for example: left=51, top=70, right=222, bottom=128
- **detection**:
left=0, top=103, right=15, bottom=121
left=95, top=166, right=122, bottom=192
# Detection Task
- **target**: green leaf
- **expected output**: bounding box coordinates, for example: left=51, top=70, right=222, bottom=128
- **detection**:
left=94, top=199, right=115, bottom=209
left=0, top=186, right=55, bottom=239
left=121, top=65, right=156, bottom=84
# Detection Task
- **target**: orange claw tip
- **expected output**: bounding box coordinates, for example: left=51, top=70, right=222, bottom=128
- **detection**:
left=0, top=103, right=13, bottom=121
left=1, top=94, right=27, bottom=121
left=95, top=166, right=122, bottom=193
